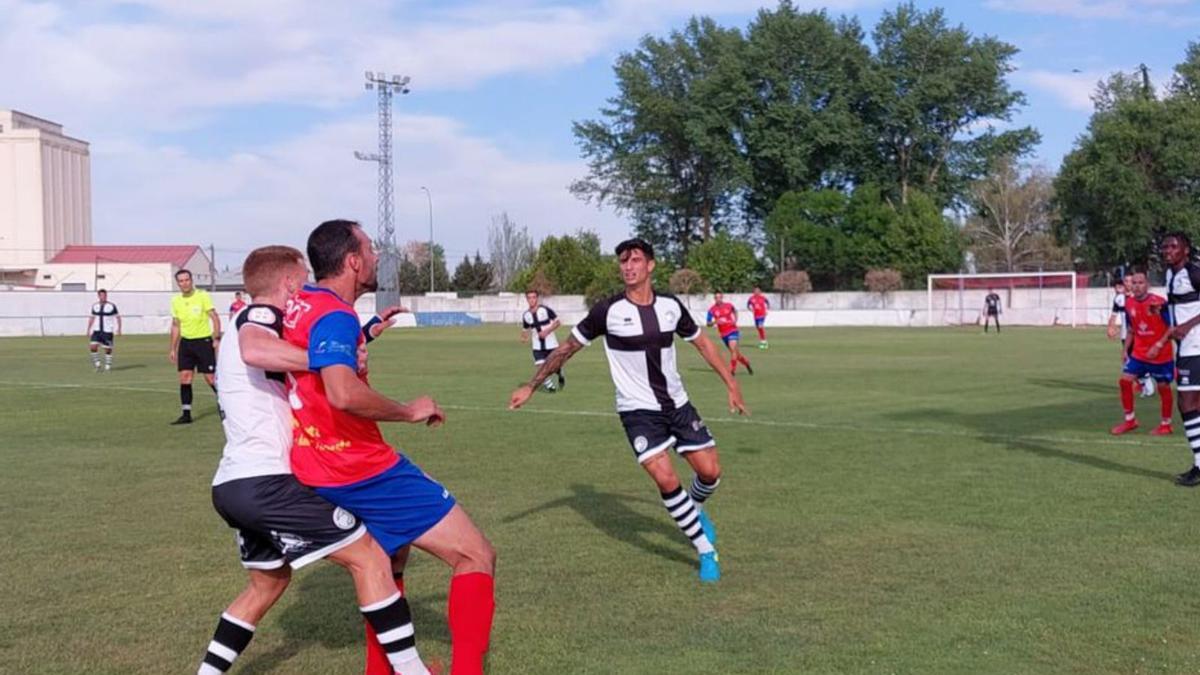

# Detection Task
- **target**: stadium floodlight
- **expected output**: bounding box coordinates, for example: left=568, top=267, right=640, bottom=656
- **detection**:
left=355, top=70, right=412, bottom=313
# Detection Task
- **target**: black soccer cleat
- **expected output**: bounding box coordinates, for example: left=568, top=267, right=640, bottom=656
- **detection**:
left=1176, top=466, right=1200, bottom=487
left=171, top=413, right=193, bottom=425
left=557, top=373, right=566, bottom=390
left=744, top=362, right=754, bottom=376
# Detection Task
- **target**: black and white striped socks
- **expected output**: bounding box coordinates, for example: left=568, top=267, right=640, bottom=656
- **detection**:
left=1184, top=410, right=1200, bottom=467
left=662, top=486, right=714, bottom=554
left=197, top=613, right=255, bottom=674
left=361, top=592, right=429, bottom=675
left=689, top=475, right=720, bottom=504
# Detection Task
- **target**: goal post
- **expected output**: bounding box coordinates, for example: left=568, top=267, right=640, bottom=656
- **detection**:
left=926, top=271, right=1079, bottom=327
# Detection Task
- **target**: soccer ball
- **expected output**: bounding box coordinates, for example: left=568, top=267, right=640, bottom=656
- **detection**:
left=542, top=379, right=559, bottom=394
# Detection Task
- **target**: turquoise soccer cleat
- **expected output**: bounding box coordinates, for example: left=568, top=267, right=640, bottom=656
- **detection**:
left=697, top=509, right=717, bottom=546
left=699, top=551, right=721, bottom=583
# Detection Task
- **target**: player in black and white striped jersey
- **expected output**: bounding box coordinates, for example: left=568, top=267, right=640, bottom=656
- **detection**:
left=1162, top=233, right=1200, bottom=487
left=85, top=289, right=121, bottom=372
left=520, top=289, right=565, bottom=392
left=509, top=238, right=748, bottom=583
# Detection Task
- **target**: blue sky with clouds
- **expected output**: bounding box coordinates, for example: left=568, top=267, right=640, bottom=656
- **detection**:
left=4, top=0, right=1197, bottom=267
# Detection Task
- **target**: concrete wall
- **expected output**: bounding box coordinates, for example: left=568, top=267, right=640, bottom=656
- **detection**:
left=0, top=287, right=1125, bottom=337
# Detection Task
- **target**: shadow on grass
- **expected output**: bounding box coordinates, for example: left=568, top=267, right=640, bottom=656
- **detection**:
left=237, top=564, right=451, bottom=674
left=109, top=363, right=146, bottom=371
left=503, top=483, right=694, bottom=568
left=1027, top=377, right=1117, bottom=396
left=890, top=399, right=1176, bottom=484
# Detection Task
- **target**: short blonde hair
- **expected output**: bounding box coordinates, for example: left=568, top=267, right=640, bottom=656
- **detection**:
left=242, top=246, right=305, bottom=297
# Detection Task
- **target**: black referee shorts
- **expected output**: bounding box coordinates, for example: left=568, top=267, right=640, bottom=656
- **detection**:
left=178, top=336, right=216, bottom=373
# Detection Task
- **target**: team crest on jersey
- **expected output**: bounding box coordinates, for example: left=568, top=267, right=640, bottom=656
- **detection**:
left=283, top=297, right=310, bottom=329
left=248, top=307, right=275, bottom=325
left=332, top=507, right=356, bottom=530
left=634, top=436, right=649, bottom=453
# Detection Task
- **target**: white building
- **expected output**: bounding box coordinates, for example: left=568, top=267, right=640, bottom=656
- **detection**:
left=0, top=109, right=210, bottom=291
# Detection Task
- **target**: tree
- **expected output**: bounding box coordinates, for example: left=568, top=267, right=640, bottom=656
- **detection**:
left=511, top=230, right=605, bottom=294
left=572, top=17, right=749, bottom=262
left=487, top=212, right=534, bottom=290
left=1055, top=56, right=1200, bottom=269
left=686, top=232, right=760, bottom=292
left=669, top=268, right=705, bottom=295
left=773, top=269, right=811, bottom=309
left=964, top=157, right=1068, bottom=272
left=452, top=251, right=494, bottom=292
left=858, top=3, right=1038, bottom=207
left=397, top=242, right=450, bottom=294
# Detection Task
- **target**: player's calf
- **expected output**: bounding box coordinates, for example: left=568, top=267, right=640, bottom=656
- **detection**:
left=198, top=569, right=290, bottom=674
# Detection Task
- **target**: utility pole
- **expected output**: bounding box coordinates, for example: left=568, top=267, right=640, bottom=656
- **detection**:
left=355, top=71, right=410, bottom=311
left=209, top=244, right=216, bottom=291
left=421, top=186, right=433, bottom=293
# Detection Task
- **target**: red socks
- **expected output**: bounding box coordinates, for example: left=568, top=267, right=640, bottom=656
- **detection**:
left=448, top=572, right=495, bottom=675
left=364, top=575, right=406, bottom=675
left=1120, top=378, right=1134, bottom=416
left=756, top=326, right=766, bottom=340
left=729, top=358, right=738, bottom=374
left=738, top=355, right=751, bottom=367
left=1160, top=383, right=1174, bottom=422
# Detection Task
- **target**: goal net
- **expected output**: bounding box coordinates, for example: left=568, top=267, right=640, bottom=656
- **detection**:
left=926, top=272, right=1080, bottom=327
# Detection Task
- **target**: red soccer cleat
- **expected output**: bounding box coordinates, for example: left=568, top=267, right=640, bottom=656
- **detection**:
left=1150, top=423, right=1173, bottom=436
left=1110, top=419, right=1139, bottom=435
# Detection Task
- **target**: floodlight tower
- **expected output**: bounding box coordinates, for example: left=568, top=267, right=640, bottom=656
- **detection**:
left=355, top=71, right=410, bottom=312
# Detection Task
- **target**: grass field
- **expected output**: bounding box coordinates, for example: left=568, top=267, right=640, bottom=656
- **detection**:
left=3, top=324, right=1200, bottom=674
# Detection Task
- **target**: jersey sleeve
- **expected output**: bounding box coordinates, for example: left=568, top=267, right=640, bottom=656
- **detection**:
left=170, top=297, right=182, bottom=320
left=1112, top=294, right=1125, bottom=313
left=307, top=310, right=360, bottom=370
left=546, top=307, right=557, bottom=320
left=571, top=299, right=609, bottom=346
left=201, top=292, right=215, bottom=313
left=91, top=304, right=100, bottom=317
left=521, top=312, right=532, bottom=329
left=676, top=299, right=701, bottom=341
left=236, top=304, right=284, bottom=336
left=110, top=304, right=119, bottom=315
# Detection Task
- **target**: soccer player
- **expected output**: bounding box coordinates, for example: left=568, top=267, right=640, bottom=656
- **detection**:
left=707, top=292, right=752, bottom=375
left=1162, top=233, right=1200, bottom=486
left=169, top=269, right=222, bottom=425
left=285, top=219, right=496, bottom=674
left=1106, top=278, right=1128, bottom=343
left=983, top=288, right=1001, bottom=333
left=199, top=246, right=432, bottom=675
left=228, top=290, right=247, bottom=320
left=509, top=238, right=750, bottom=583
left=85, top=289, right=121, bottom=372
left=746, top=286, right=770, bottom=349
left=1110, top=270, right=1174, bottom=436
left=520, top=289, right=565, bottom=392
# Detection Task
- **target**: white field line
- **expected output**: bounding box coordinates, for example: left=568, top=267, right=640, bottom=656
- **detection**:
left=0, top=379, right=1161, bottom=450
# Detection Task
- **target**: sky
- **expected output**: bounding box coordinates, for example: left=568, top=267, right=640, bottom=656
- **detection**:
left=4, top=0, right=1198, bottom=269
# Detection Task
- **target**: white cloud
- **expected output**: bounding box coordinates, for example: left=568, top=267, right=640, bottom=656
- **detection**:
left=985, top=0, right=1197, bottom=22
left=90, top=113, right=629, bottom=259
left=1019, top=70, right=1104, bottom=111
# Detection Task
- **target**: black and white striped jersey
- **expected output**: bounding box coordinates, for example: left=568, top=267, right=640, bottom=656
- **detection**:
left=91, top=302, right=119, bottom=333
left=521, top=305, right=559, bottom=352
left=571, top=292, right=701, bottom=412
left=1167, top=262, right=1200, bottom=356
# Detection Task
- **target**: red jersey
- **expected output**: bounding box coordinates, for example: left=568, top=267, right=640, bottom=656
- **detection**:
left=229, top=299, right=246, bottom=315
left=1126, top=293, right=1172, bottom=364
left=747, top=293, right=770, bottom=318
left=707, top=302, right=738, bottom=337
left=283, top=285, right=399, bottom=487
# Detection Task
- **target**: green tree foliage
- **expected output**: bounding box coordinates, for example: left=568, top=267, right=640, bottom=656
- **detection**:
left=1055, top=57, right=1200, bottom=269
left=686, top=232, right=761, bottom=292
left=451, top=251, right=494, bottom=292
left=397, top=242, right=450, bottom=294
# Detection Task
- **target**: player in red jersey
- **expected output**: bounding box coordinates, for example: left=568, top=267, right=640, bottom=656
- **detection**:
left=228, top=290, right=247, bottom=321
left=707, top=292, right=752, bottom=375
left=1111, top=270, right=1175, bottom=436
left=285, top=220, right=495, bottom=675
left=746, top=287, right=770, bottom=349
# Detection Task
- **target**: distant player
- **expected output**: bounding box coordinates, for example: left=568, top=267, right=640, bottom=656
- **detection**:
left=510, top=238, right=750, bottom=583
left=1162, top=233, right=1200, bottom=486
left=707, top=292, right=752, bottom=375
left=1109, top=270, right=1173, bottom=436
left=169, top=269, right=222, bottom=424
left=85, top=289, right=121, bottom=372
left=1107, top=278, right=1153, bottom=396
left=198, top=246, right=432, bottom=675
left=520, top=289, right=565, bottom=392
left=983, top=288, right=1001, bottom=333
left=285, top=220, right=496, bottom=673
left=228, top=290, right=246, bottom=320
left=746, top=287, right=770, bottom=349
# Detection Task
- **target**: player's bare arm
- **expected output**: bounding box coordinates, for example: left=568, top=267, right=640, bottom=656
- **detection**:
left=539, top=319, right=561, bottom=339
left=1107, top=312, right=1120, bottom=340
left=85, top=314, right=95, bottom=336
left=508, top=336, right=583, bottom=409
left=208, top=309, right=223, bottom=341
left=321, top=364, right=445, bottom=425
left=1172, top=314, right=1200, bottom=341
left=239, top=325, right=308, bottom=372
left=691, top=332, right=749, bottom=416
left=116, top=312, right=122, bottom=336
left=169, top=318, right=181, bottom=363
left=367, top=305, right=409, bottom=340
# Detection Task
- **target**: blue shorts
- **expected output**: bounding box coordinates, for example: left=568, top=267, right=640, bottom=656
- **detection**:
left=314, top=457, right=456, bottom=555
left=721, top=331, right=740, bottom=346
left=1123, top=357, right=1174, bottom=383
left=753, top=317, right=765, bottom=328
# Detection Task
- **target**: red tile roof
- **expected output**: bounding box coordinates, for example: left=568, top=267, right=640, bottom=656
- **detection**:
left=50, top=245, right=202, bottom=267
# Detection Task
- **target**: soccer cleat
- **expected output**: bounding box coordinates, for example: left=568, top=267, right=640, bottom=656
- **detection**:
left=104, top=364, right=111, bottom=372
left=1150, top=423, right=1173, bottom=436
left=743, top=362, right=753, bottom=376
left=697, top=509, right=717, bottom=546
left=170, top=413, right=193, bottom=425
left=557, top=373, right=566, bottom=390
left=1140, top=377, right=1156, bottom=397
left=1176, top=466, right=1200, bottom=487
left=93, top=362, right=103, bottom=372
left=699, top=551, right=720, bottom=583
left=1110, top=419, right=1139, bottom=435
